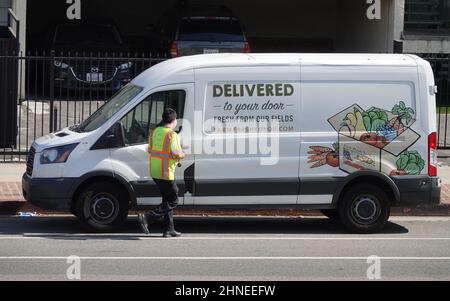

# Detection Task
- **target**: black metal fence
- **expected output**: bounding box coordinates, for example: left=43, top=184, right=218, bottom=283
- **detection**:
left=0, top=51, right=167, bottom=162
left=1, top=52, right=450, bottom=162
left=420, top=54, right=450, bottom=149
left=0, top=37, right=19, bottom=152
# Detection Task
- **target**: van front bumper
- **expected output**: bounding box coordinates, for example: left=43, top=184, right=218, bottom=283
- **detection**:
left=392, top=176, right=441, bottom=206
left=22, top=173, right=75, bottom=211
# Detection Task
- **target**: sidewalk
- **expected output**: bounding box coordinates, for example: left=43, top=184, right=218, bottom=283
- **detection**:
left=1, top=163, right=449, bottom=216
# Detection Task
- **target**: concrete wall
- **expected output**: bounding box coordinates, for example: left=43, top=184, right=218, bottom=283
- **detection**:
left=403, top=39, right=450, bottom=54
left=190, top=0, right=338, bottom=40
left=0, top=0, right=26, bottom=53
left=335, top=0, right=399, bottom=53
left=11, top=0, right=26, bottom=53
left=25, top=0, right=406, bottom=53
left=392, top=0, right=405, bottom=47
left=0, top=0, right=11, bottom=27
left=26, top=0, right=338, bottom=39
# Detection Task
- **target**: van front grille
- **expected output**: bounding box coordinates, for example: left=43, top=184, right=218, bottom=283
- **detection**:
left=26, top=146, right=35, bottom=176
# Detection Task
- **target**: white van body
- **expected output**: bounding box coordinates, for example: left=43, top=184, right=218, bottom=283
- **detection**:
left=22, top=53, right=441, bottom=233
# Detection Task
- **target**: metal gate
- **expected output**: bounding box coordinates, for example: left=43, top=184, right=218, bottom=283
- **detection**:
left=420, top=54, right=450, bottom=149
left=1, top=52, right=450, bottom=162
left=0, top=41, right=19, bottom=149
left=0, top=51, right=167, bottom=162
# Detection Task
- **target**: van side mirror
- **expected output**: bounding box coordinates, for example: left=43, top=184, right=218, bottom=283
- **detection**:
left=109, top=122, right=126, bottom=148
left=91, top=122, right=125, bottom=150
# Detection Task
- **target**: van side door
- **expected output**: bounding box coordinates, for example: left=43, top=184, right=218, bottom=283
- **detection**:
left=110, top=83, right=194, bottom=206
left=193, top=66, right=301, bottom=205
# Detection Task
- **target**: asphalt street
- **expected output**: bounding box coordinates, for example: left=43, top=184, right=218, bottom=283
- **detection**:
left=0, top=215, right=449, bottom=280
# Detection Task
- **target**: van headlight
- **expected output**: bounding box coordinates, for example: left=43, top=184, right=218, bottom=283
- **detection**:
left=40, top=143, right=79, bottom=164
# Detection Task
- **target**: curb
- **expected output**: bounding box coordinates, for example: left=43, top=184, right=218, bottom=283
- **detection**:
left=1, top=200, right=449, bottom=217
left=0, top=200, right=40, bottom=215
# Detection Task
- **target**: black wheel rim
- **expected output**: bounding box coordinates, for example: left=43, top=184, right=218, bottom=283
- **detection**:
left=87, top=192, right=119, bottom=225
left=350, top=194, right=382, bottom=225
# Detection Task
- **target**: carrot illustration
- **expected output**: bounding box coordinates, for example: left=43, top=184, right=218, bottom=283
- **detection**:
left=308, top=154, right=326, bottom=163
left=311, top=159, right=327, bottom=168
left=309, top=146, right=333, bottom=153
left=308, top=144, right=339, bottom=169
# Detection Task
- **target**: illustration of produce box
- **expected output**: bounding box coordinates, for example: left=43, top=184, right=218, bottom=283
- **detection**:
left=327, top=103, right=420, bottom=174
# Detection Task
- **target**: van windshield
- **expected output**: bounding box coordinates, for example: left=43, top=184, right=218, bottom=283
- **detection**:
left=79, top=84, right=143, bottom=132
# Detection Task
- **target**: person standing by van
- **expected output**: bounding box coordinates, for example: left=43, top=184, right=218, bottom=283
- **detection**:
left=138, top=108, right=185, bottom=237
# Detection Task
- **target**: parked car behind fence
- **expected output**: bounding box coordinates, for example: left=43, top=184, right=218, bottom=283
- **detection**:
left=51, top=22, right=133, bottom=92
left=169, top=7, right=250, bottom=57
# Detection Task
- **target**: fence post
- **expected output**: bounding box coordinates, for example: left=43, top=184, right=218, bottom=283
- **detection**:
left=53, top=107, right=58, bottom=133
left=49, top=50, right=55, bottom=133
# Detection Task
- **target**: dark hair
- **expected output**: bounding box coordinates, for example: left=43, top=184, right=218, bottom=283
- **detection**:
left=161, top=108, right=177, bottom=125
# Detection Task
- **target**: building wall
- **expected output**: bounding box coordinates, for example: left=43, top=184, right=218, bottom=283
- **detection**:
left=24, top=0, right=405, bottom=53
left=197, top=0, right=339, bottom=40
left=11, top=0, right=26, bottom=53
left=0, top=0, right=26, bottom=53
left=392, top=0, right=405, bottom=48
left=91, top=0, right=338, bottom=39
left=403, top=39, right=450, bottom=54
left=0, top=0, right=11, bottom=27
left=335, top=0, right=400, bottom=53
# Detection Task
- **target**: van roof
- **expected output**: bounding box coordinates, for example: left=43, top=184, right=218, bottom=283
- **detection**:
left=132, top=53, right=423, bottom=87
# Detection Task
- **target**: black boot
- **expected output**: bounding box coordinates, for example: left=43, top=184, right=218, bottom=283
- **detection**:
left=138, top=213, right=150, bottom=235
left=163, top=229, right=182, bottom=237
left=162, top=211, right=181, bottom=237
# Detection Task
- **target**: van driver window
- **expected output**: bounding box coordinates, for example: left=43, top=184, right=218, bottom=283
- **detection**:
left=119, top=90, right=186, bottom=146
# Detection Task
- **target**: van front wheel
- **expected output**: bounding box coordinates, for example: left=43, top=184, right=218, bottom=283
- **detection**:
left=338, top=184, right=390, bottom=234
left=75, top=182, right=129, bottom=232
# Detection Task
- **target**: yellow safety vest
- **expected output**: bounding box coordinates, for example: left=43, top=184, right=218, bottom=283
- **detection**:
left=148, top=127, right=184, bottom=180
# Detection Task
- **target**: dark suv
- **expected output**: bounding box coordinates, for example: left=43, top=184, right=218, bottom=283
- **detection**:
left=169, top=7, right=250, bottom=57
left=51, top=22, right=132, bottom=91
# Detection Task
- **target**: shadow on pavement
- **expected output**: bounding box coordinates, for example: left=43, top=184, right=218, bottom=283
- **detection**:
left=0, top=215, right=409, bottom=239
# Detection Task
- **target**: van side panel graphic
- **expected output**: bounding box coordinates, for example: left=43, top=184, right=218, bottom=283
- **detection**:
left=308, top=101, right=425, bottom=176
left=307, top=144, right=339, bottom=168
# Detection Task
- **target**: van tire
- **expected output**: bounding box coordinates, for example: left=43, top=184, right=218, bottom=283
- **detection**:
left=320, top=209, right=339, bottom=220
left=338, top=184, right=390, bottom=234
left=75, top=182, right=129, bottom=232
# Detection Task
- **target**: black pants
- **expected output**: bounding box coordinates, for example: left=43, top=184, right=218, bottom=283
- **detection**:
left=145, top=178, right=179, bottom=231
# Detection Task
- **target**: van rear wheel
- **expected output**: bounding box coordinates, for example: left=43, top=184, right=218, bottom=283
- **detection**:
left=75, top=182, right=129, bottom=232
left=338, top=184, right=390, bottom=234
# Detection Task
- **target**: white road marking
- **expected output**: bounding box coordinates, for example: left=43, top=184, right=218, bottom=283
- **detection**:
left=1, top=235, right=450, bottom=240
left=0, top=256, right=449, bottom=260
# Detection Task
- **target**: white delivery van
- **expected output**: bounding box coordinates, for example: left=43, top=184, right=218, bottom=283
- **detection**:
left=22, top=53, right=441, bottom=233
